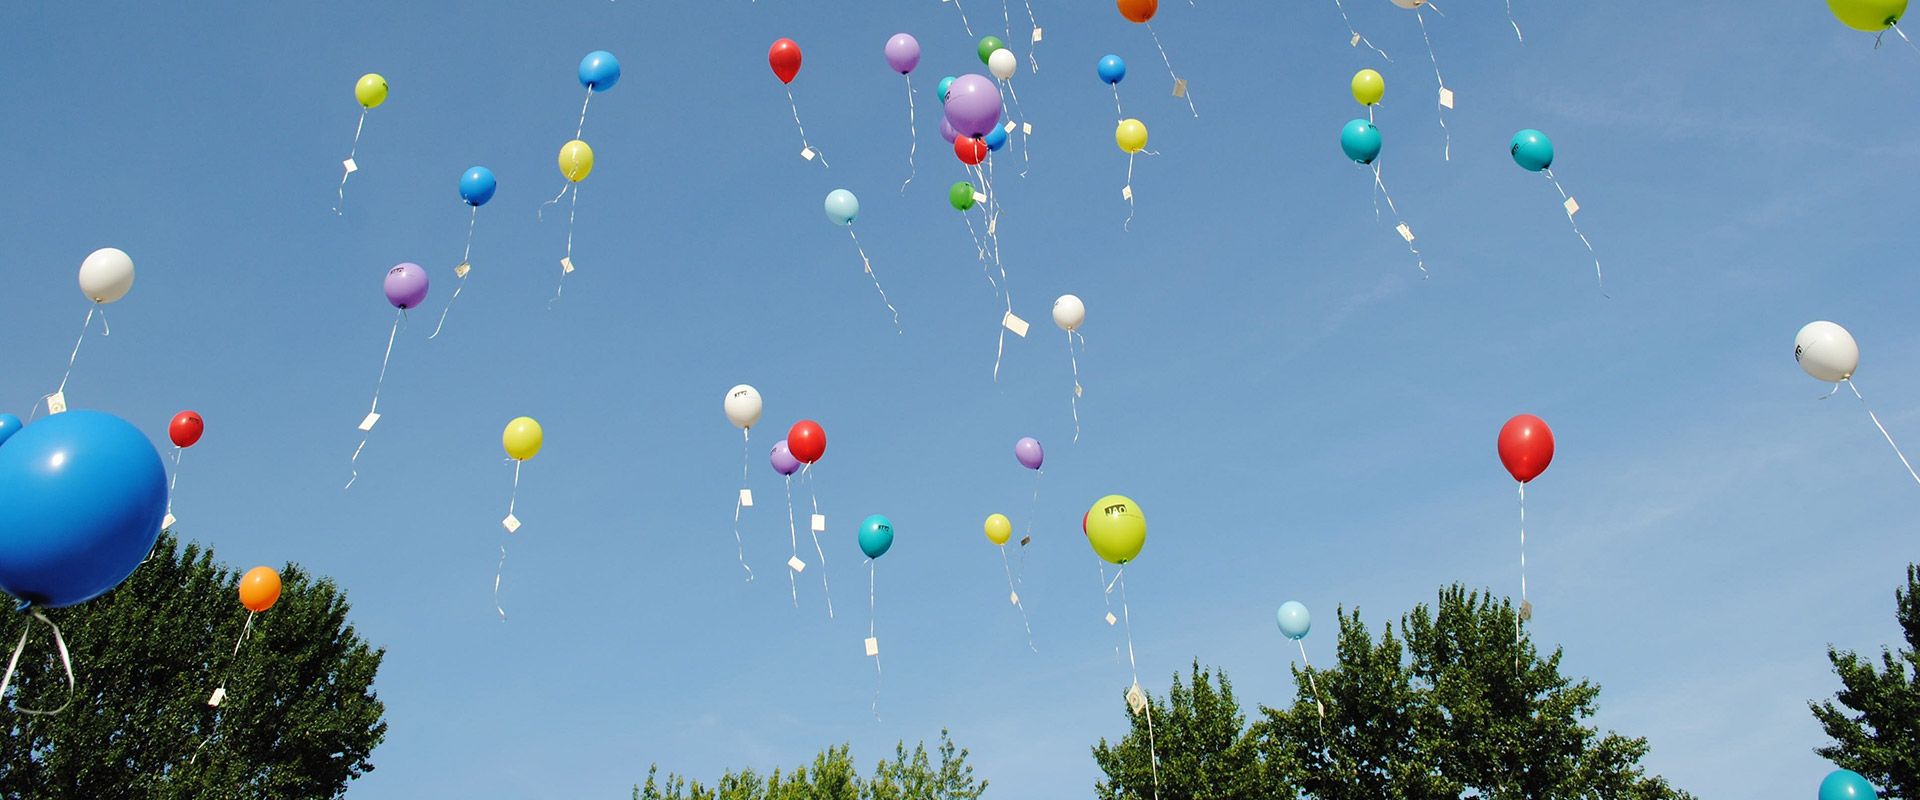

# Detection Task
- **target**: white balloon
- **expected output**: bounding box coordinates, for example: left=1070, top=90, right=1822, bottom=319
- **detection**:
left=988, top=48, right=1018, bottom=81
left=724, top=385, right=763, bottom=429
left=77, top=247, right=134, bottom=304
left=1390, top=0, right=1425, bottom=8
left=1795, top=321, right=1859, bottom=383
left=1053, top=294, right=1086, bottom=331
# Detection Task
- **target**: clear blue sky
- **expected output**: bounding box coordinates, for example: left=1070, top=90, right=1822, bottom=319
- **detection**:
left=2, top=0, right=1917, bottom=797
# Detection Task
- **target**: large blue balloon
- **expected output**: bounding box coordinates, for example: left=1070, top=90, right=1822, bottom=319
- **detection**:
left=938, top=76, right=956, bottom=103
left=0, top=414, right=22, bottom=448
left=579, top=51, right=621, bottom=91
left=0, top=410, right=167, bottom=609
left=824, top=189, right=859, bottom=226
left=1276, top=601, right=1311, bottom=640
left=460, top=166, right=497, bottom=207
left=1821, top=770, right=1879, bottom=800
left=859, top=515, right=894, bottom=559
left=1341, top=119, right=1382, bottom=165
left=984, top=124, right=1008, bottom=152
left=1098, top=54, right=1127, bottom=85
left=1511, top=129, right=1554, bottom=172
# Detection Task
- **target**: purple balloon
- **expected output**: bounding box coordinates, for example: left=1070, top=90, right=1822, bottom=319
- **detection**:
left=885, top=33, right=921, bottom=74
left=939, top=116, right=959, bottom=144
left=943, top=74, right=1002, bottom=138
left=383, top=263, right=428, bottom=309
left=770, top=440, right=802, bottom=476
left=1015, top=437, right=1044, bottom=470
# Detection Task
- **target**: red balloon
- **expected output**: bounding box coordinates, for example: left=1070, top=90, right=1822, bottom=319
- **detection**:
left=956, top=136, right=988, bottom=165
left=1497, top=415, right=1554, bottom=483
left=169, top=410, right=204, bottom=448
left=769, top=38, right=802, bottom=84
left=788, top=420, right=826, bottom=464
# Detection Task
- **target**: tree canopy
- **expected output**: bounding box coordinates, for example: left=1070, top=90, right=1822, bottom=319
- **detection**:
left=1812, top=564, right=1920, bottom=798
left=634, top=729, right=986, bottom=800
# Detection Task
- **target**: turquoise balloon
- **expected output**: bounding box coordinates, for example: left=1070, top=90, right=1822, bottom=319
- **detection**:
left=859, top=514, right=894, bottom=559
left=1340, top=119, right=1381, bottom=165
left=938, top=75, right=956, bottom=103
left=1276, top=601, right=1311, bottom=640
left=1511, top=129, right=1554, bottom=172
left=1821, top=770, right=1879, bottom=800
left=824, top=189, right=859, bottom=226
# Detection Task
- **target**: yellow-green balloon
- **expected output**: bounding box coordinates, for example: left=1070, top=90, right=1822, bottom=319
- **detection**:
left=985, top=513, right=1011, bottom=545
left=1829, top=0, right=1906, bottom=30
left=355, top=73, right=388, bottom=109
left=1084, top=495, right=1145, bottom=564
left=1351, top=69, right=1384, bottom=106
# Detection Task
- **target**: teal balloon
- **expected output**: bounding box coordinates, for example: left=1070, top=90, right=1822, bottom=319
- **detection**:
left=1276, top=601, right=1311, bottom=640
left=824, top=189, right=859, bottom=226
left=938, top=75, right=956, bottom=103
left=1821, top=770, right=1879, bottom=800
left=1340, top=119, right=1381, bottom=165
left=859, top=514, right=894, bottom=559
left=1511, top=129, right=1554, bottom=172
left=0, top=414, right=22, bottom=448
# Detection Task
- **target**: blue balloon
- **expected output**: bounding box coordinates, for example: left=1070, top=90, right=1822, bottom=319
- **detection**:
left=1098, top=54, right=1127, bottom=85
left=0, top=410, right=166, bottom=609
left=938, top=76, right=956, bottom=103
left=579, top=50, right=621, bottom=91
left=0, top=414, right=22, bottom=448
left=859, top=515, right=895, bottom=559
left=459, top=166, right=497, bottom=207
left=1821, top=770, right=1879, bottom=800
left=984, top=124, right=1008, bottom=152
left=824, top=189, right=859, bottom=226
left=1340, top=119, right=1382, bottom=165
left=1511, top=129, right=1554, bottom=172
left=1276, top=601, right=1311, bottom=640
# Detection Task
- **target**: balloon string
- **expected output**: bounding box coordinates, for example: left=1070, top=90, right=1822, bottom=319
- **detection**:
left=557, top=183, right=581, bottom=302
left=1026, top=468, right=1041, bottom=544
left=335, top=109, right=367, bottom=215
left=53, top=305, right=97, bottom=402
left=1000, top=547, right=1036, bottom=651
left=963, top=207, right=990, bottom=272
left=577, top=88, right=593, bottom=140
left=1543, top=170, right=1603, bottom=294
left=1506, top=0, right=1523, bottom=42
left=0, top=610, right=75, bottom=716
left=1115, top=570, right=1161, bottom=800
left=1329, top=0, right=1391, bottom=61
left=786, top=474, right=799, bottom=608
left=1892, top=24, right=1920, bottom=54
left=495, top=460, right=521, bottom=622
left=1415, top=8, right=1450, bottom=162
left=1023, top=0, right=1040, bottom=72
left=1144, top=23, right=1197, bottom=117
left=429, top=207, right=479, bottom=340
left=1370, top=163, right=1427, bottom=278
left=1124, top=152, right=1137, bottom=231
left=786, top=87, right=828, bottom=167
left=1002, top=0, right=1011, bottom=41
left=732, top=428, right=755, bottom=582
left=1518, top=481, right=1528, bottom=608
left=1068, top=330, right=1083, bottom=442
left=1297, top=638, right=1328, bottom=732
left=900, top=75, right=917, bottom=195
left=951, top=0, right=975, bottom=37
left=538, top=182, right=567, bottom=220
left=346, top=310, right=403, bottom=490
left=1112, top=85, right=1124, bottom=122
left=1848, top=379, right=1920, bottom=488
left=804, top=464, right=833, bottom=618
left=1097, top=561, right=1121, bottom=663
left=848, top=229, right=900, bottom=333
left=168, top=446, right=183, bottom=517
left=869, top=560, right=883, bottom=721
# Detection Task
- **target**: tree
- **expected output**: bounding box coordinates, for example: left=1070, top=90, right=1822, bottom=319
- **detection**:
left=0, top=533, right=387, bottom=800
left=1812, top=564, right=1920, bottom=798
left=1092, top=661, right=1266, bottom=800
left=633, top=729, right=985, bottom=800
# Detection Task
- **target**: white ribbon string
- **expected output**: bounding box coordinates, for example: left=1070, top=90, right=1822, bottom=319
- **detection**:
left=1297, top=638, right=1328, bottom=731
left=1, top=610, right=76, bottom=716
left=495, top=460, right=522, bottom=621
left=732, top=428, right=755, bottom=582
left=804, top=464, right=833, bottom=618
left=900, top=75, right=917, bottom=194
left=951, top=0, right=975, bottom=37
left=1113, top=570, right=1161, bottom=800
left=1415, top=8, right=1451, bottom=162
left=48, top=305, right=98, bottom=411
left=334, top=109, right=367, bottom=215
left=785, top=474, right=799, bottom=607
left=1002, top=0, right=1012, bottom=41
left=1329, top=0, right=1391, bottom=61
left=346, top=310, right=403, bottom=489
left=1506, top=0, right=1524, bottom=42
left=1068, top=330, right=1085, bottom=442
left=999, top=547, right=1036, bottom=651
left=1543, top=170, right=1603, bottom=294
left=168, top=446, right=183, bottom=519
left=576, top=88, right=593, bottom=140
left=869, top=560, right=883, bottom=720
left=786, top=87, right=828, bottom=167
left=1026, top=469, right=1042, bottom=544
left=1113, top=85, right=1124, bottom=122
left=963, top=206, right=990, bottom=270
left=1023, top=0, right=1041, bottom=72
left=1097, top=561, right=1121, bottom=663
left=1144, top=23, right=1197, bottom=117
left=848, top=229, right=900, bottom=333
left=1891, top=24, right=1920, bottom=53
left=1125, top=152, right=1137, bottom=231
left=429, top=206, right=479, bottom=340
left=1848, top=379, right=1920, bottom=487
left=1518, top=481, right=1528, bottom=609
left=1369, top=163, right=1428, bottom=278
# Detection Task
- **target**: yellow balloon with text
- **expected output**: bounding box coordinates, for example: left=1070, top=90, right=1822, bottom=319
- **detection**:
left=1351, top=69, right=1384, bottom=106
left=503, top=417, right=543, bottom=461
left=985, top=514, right=1012, bottom=546
left=1115, top=119, right=1148, bottom=154
left=355, top=73, right=388, bottom=109
left=559, top=140, right=594, bottom=182
left=1084, top=494, right=1146, bottom=565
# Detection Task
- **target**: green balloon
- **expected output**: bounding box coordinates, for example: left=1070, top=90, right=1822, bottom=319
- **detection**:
left=977, top=37, right=1006, bottom=64
left=949, top=182, right=976, bottom=211
left=1828, top=0, right=1906, bottom=30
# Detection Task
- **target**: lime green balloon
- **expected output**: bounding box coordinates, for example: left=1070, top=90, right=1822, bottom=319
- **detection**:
left=1829, top=0, right=1906, bottom=30
left=949, top=182, right=976, bottom=211
left=1085, top=494, right=1146, bottom=565
left=1351, top=69, right=1384, bottom=106
left=978, top=37, right=1007, bottom=64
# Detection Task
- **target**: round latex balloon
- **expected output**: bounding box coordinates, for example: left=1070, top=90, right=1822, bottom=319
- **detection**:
left=956, top=136, right=989, bottom=165
left=1821, top=770, right=1880, bottom=800
left=1118, top=0, right=1158, bottom=23
left=950, top=182, right=977, bottom=210
left=978, top=37, right=1007, bottom=64
left=725, top=385, right=763, bottom=429
left=1352, top=69, right=1385, bottom=105
left=384, top=263, right=429, bottom=309
left=938, top=76, right=956, bottom=103
left=770, top=440, right=802, bottom=476
left=1098, top=54, right=1127, bottom=85
left=1497, top=415, right=1554, bottom=483
left=1085, top=494, right=1146, bottom=564
left=1829, top=0, right=1906, bottom=30
left=989, top=48, right=1018, bottom=81
left=78, top=247, right=135, bottom=304
left=1796, top=321, right=1860, bottom=383
left=559, top=140, right=594, bottom=182
left=985, top=513, right=1012, bottom=545
left=940, top=117, right=960, bottom=144
left=1015, top=437, right=1044, bottom=470
left=944, top=74, right=1003, bottom=137
left=788, top=420, right=826, bottom=464
left=460, top=166, right=497, bottom=206
left=1391, top=0, right=1427, bottom=7
left=502, top=417, right=543, bottom=461
left=1276, top=601, right=1311, bottom=640
left=859, top=515, right=895, bottom=559
left=578, top=50, right=620, bottom=91
left=984, top=124, right=1009, bottom=152
left=168, top=411, right=204, bottom=448
left=0, top=414, right=22, bottom=448
left=239, top=566, right=282, bottom=613
left=886, top=33, right=922, bottom=74
left=824, top=189, right=859, bottom=226
left=1116, top=119, right=1148, bottom=153
left=1341, top=119, right=1382, bottom=165
left=0, top=410, right=167, bottom=608
left=355, top=74, right=388, bottom=109
left=1054, top=294, right=1086, bottom=331
left=1510, top=129, right=1554, bottom=172
left=769, top=39, right=802, bottom=84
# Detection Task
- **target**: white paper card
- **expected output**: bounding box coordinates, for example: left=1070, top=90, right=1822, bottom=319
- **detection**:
left=163, top=513, right=176, bottom=530
left=1397, top=223, right=1415, bottom=242
left=1350, top=34, right=1362, bottom=47
left=1004, top=120, right=1017, bottom=133
left=1122, top=185, right=1133, bottom=201
left=343, top=158, right=358, bottom=174
left=1075, top=382, right=1084, bottom=397
left=972, top=191, right=987, bottom=204
left=1439, top=87, right=1455, bottom=109
left=502, top=514, right=520, bottom=533
left=987, top=215, right=997, bottom=236
left=1010, top=590, right=1020, bottom=605
left=46, top=392, right=66, bottom=415
left=811, top=514, right=826, bottom=532
left=1520, top=599, right=1534, bottom=621
left=1126, top=683, right=1148, bottom=715
left=1023, top=122, right=1033, bottom=135
left=1031, top=27, right=1042, bottom=42
left=207, top=687, right=226, bottom=707
left=864, top=637, right=879, bottom=657
left=801, top=147, right=816, bottom=161
left=1172, top=79, right=1188, bottom=98
left=739, top=489, right=754, bottom=507
left=1563, top=197, right=1581, bottom=216
left=1003, top=312, right=1029, bottom=338
left=454, top=262, right=470, bottom=279
left=561, top=257, right=575, bottom=274
left=358, top=412, right=380, bottom=431
left=788, top=555, right=806, bottom=572
left=1106, top=612, right=1118, bottom=626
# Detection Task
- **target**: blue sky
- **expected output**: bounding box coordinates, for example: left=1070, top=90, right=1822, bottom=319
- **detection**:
left=3, top=0, right=1918, bottom=797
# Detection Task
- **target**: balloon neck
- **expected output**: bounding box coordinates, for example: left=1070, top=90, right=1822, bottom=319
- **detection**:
left=13, top=599, right=32, bottom=613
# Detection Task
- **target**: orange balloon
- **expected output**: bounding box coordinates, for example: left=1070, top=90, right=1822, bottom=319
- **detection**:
left=239, top=566, right=282, bottom=613
left=1118, top=0, right=1157, bottom=23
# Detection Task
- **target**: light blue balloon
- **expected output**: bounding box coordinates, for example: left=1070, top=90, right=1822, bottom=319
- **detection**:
left=579, top=50, right=621, bottom=91
left=1510, top=129, right=1554, bottom=172
left=824, top=189, right=859, bottom=226
left=0, top=414, right=22, bottom=448
left=460, top=166, right=497, bottom=207
left=1340, top=119, right=1381, bottom=165
left=1821, top=770, right=1879, bottom=800
left=0, top=410, right=167, bottom=609
left=1276, top=601, right=1311, bottom=640
left=938, top=75, right=956, bottom=103
left=1098, top=54, right=1127, bottom=85
left=859, top=515, right=894, bottom=559
left=984, top=124, right=1008, bottom=152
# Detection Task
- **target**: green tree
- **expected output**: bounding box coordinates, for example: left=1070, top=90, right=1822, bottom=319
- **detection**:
left=1812, top=564, right=1920, bottom=798
left=0, top=533, right=387, bottom=800
left=633, top=730, right=984, bottom=800
left=1092, top=661, right=1266, bottom=800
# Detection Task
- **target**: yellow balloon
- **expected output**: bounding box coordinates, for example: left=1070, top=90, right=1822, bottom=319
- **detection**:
left=559, top=140, right=594, bottom=182
left=355, top=73, right=388, bottom=109
left=1084, top=494, right=1146, bottom=565
left=1351, top=69, right=1385, bottom=106
left=1115, top=119, right=1148, bottom=154
left=502, top=417, right=543, bottom=461
left=1828, top=0, right=1907, bottom=30
left=985, top=514, right=1012, bottom=546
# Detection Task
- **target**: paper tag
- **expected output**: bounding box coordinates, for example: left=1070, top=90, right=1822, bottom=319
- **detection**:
left=1075, top=382, right=1083, bottom=397
left=207, top=687, right=227, bottom=707
left=502, top=514, right=520, bottom=533
left=1003, top=311, right=1030, bottom=337
left=1022, top=122, right=1033, bottom=135
left=561, top=257, right=574, bottom=274
left=343, top=158, right=358, bottom=174
left=1004, top=120, right=1017, bottom=133
left=1397, top=222, right=1415, bottom=242
left=1126, top=683, right=1148, bottom=715
left=1172, top=78, right=1188, bottom=98
left=739, top=489, right=753, bottom=507
left=163, top=513, right=176, bottom=530
left=1519, top=600, right=1534, bottom=621
left=1563, top=197, right=1580, bottom=216
left=1010, top=590, right=1020, bottom=604
left=1350, top=34, right=1362, bottom=47
left=358, top=412, right=380, bottom=431
left=987, top=215, right=997, bottom=236
left=864, top=637, right=880, bottom=657
left=811, top=514, right=826, bottom=532
left=454, top=261, right=470, bottom=279
left=46, top=392, right=66, bottom=415
left=972, top=191, right=987, bottom=204
left=1031, top=27, right=1042, bottom=42
left=1019, top=536, right=1031, bottom=546
left=1438, top=87, right=1455, bottom=109
left=801, top=147, right=816, bottom=161
left=1106, top=612, right=1118, bottom=626
left=788, top=555, right=806, bottom=572
left=1121, top=185, right=1133, bottom=201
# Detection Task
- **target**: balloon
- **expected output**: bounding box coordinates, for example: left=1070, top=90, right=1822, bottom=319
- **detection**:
left=1352, top=69, right=1385, bottom=106
left=1015, top=437, right=1044, bottom=470
left=1053, top=295, right=1086, bottom=331
left=1116, top=119, right=1148, bottom=153
left=1098, top=54, right=1127, bottom=85
left=938, top=76, right=956, bottom=103
left=460, top=166, right=497, bottom=206
left=559, top=139, right=594, bottom=182
left=770, top=440, right=802, bottom=476
left=168, top=411, right=204, bottom=449
left=502, top=417, right=543, bottom=461
left=978, top=36, right=1007, bottom=64
left=956, top=136, right=989, bottom=166
left=1829, top=0, right=1906, bottom=30
left=1796, top=321, right=1860, bottom=383
left=943, top=74, right=1003, bottom=137
left=1391, top=0, right=1427, bottom=7
left=578, top=51, right=620, bottom=91
left=1821, top=769, right=1880, bottom=800
left=0, top=410, right=167, bottom=608
left=1276, top=601, right=1311, bottom=640
left=950, top=182, right=977, bottom=211
left=886, top=33, right=922, bottom=74
left=725, top=385, right=764, bottom=429
left=769, top=39, right=802, bottom=84
left=1118, top=0, right=1158, bottom=23
left=988, top=48, right=1017, bottom=81
left=984, top=513, right=1012, bottom=545
left=940, top=117, right=960, bottom=144
left=984, top=124, right=1008, bottom=152
left=1341, top=119, right=1382, bottom=165
left=0, top=414, right=21, bottom=448
left=384, top=263, right=428, bottom=309
left=355, top=73, right=388, bottom=109
left=1510, top=129, right=1554, bottom=172
left=239, top=566, right=282, bottom=613
left=78, top=247, right=135, bottom=304
left=788, top=420, right=826, bottom=464
left=1497, top=415, right=1554, bottom=483
left=824, top=189, right=860, bottom=226
left=859, top=515, right=895, bottom=559
left=1085, top=494, right=1146, bottom=564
